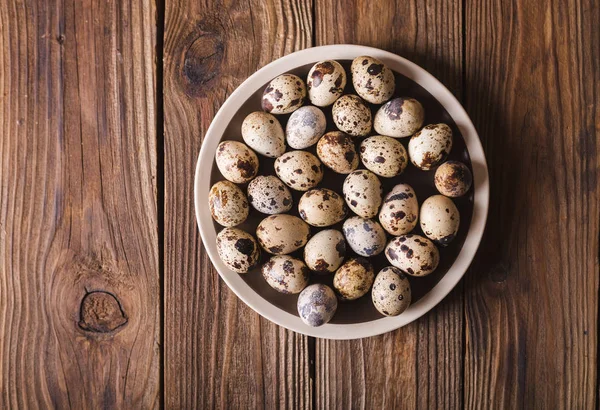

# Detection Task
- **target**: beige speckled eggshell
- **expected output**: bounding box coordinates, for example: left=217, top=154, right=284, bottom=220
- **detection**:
left=297, top=284, right=338, bottom=327
left=208, top=180, right=249, bottom=227
left=359, top=135, right=408, bottom=178
left=303, top=229, right=346, bottom=274
left=316, top=131, right=359, bottom=174
left=298, top=188, right=348, bottom=227
left=342, top=216, right=387, bottom=257
left=307, top=60, right=347, bottom=107
left=262, top=74, right=307, bottom=115
left=379, top=184, right=419, bottom=235
left=262, top=255, right=310, bottom=294
left=351, top=56, right=395, bottom=104
left=216, top=228, right=261, bottom=274
left=332, top=95, right=372, bottom=137
left=385, top=234, right=439, bottom=277
left=286, top=106, right=327, bottom=149
left=408, top=123, right=453, bottom=170
left=342, top=169, right=383, bottom=218
left=434, top=161, right=473, bottom=197
left=215, top=140, right=259, bottom=183
left=333, top=257, right=375, bottom=301
left=275, top=150, right=324, bottom=191
left=371, top=266, right=411, bottom=316
left=420, top=195, right=460, bottom=246
left=241, top=111, right=286, bottom=158
left=256, top=214, right=310, bottom=255
left=374, top=97, right=424, bottom=138
left=247, top=175, right=293, bottom=215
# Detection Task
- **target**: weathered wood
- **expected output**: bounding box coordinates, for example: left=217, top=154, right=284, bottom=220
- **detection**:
left=463, top=0, right=599, bottom=408
left=314, top=1, right=464, bottom=408
left=0, top=0, right=160, bottom=407
left=163, top=0, right=313, bottom=407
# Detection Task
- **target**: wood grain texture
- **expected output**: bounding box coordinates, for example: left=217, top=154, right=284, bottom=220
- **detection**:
left=0, top=0, right=160, bottom=407
left=464, top=0, right=599, bottom=408
left=163, top=0, right=313, bottom=407
left=315, top=1, right=464, bottom=408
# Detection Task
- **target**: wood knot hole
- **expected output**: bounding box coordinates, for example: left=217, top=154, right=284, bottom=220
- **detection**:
left=79, top=291, right=127, bottom=333
left=182, top=33, right=223, bottom=93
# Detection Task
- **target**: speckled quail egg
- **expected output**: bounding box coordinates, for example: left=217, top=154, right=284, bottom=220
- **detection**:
left=247, top=175, right=293, bottom=214
left=261, top=74, right=306, bottom=115
left=256, top=214, right=311, bottom=255
left=316, top=131, right=359, bottom=174
left=379, top=184, right=419, bottom=235
left=332, top=95, right=372, bottom=137
left=359, top=135, right=408, bottom=178
left=408, top=123, right=453, bottom=170
left=303, top=229, right=346, bottom=274
left=385, top=234, right=439, bottom=277
left=241, top=111, right=286, bottom=158
left=342, top=217, right=387, bottom=257
left=420, top=195, right=460, bottom=246
left=351, top=56, right=395, bottom=104
left=298, top=188, right=347, bottom=227
left=262, top=255, right=310, bottom=294
left=275, top=150, right=324, bottom=191
left=372, top=267, right=411, bottom=316
left=307, top=60, right=347, bottom=107
left=209, top=180, right=249, bottom=227
left=215, top=140, right=259, bottom=183
left=297, top=284, right=338, bottom=327
left=342, top=170, right=382, bottom=218
left=216, top=228, right=261, bottom=274
left=374, top=97, right=424, bottom=138
left=333, top=257, right=375, bottom=301
left=286, top=106, right=327, bottom=149
left=434, top=161, right=473, bottom=197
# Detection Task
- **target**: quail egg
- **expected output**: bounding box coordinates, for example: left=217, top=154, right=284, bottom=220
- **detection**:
left=351, top=56, right=395, bottom=104
left=379, top=184, right=419, bottom=235
left=241, top=111, right=286, bottom=158
left=342, top=169, right=382, bottom=218
left=262, top=255, right=310, bottom=294
left=420, top=195, right=460, bottom=246
left=372, top=267, right=411, bottom=316
left=247, top=175, right=293, bottom=214
left=408, top=123, right=453, bottom=170
left=215, top=140, right=259, bottom=183
left=342, top=217, right=387, bottom=257
left=256, top=214, right=310, bottom=255
left=332, top=95, right=372, bottom=137
left=298, top=188, right=347, bottom=227
left=216, top=228, right=261, bottom=274
left=275, top=150, right=324, bottom=191
left=307, top=60, right=347, bottom=107
left=303, top=229, right=346, bottom=273
left=333, top=257, right=375, bottom=301
left=208, top=180, right=249, bottom=227
left=297, top=284, right=338, bottom=327
left=385, top=234, right=439, bottom=277
left=286, top=106, right=327, bottom=149
left=359, top=135, right=408, bottom=178
left=316, top=131, right=359, bottom=174
left=261, top=74, right=306, bottom=114
left=374, top=97, right=424, bottom=138
left=434, top=161, right=473, bottom=197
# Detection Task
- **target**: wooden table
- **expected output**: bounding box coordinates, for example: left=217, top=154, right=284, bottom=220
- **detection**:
left=1, top=0, right=598, bottom=407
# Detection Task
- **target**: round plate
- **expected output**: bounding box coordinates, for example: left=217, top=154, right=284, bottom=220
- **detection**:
left=195, top=45, right=489, bottom=339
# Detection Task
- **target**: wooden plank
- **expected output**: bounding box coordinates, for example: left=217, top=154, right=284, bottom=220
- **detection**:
left=163, top=0, right=313, bottom=407
left=0, top=0, right=160, bottom=407
left=463, top=0, right=599, bottom=408
left=314, top=1, right=464, bottom=408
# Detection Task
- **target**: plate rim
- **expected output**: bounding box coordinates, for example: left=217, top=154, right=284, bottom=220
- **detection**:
left=194, top=44, right=489, bottom=340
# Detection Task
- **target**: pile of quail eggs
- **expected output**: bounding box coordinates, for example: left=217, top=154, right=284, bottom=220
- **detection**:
left=209, top=56, right=473, bottom=328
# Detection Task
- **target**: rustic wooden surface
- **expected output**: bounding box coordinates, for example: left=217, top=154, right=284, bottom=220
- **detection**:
left=1, top=0, right=599, bottom=408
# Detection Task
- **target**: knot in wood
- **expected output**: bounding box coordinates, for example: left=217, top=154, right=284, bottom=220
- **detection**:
left=79, top=291, right=127, bottom=333
left=182, top=32, right=223, bottom=94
